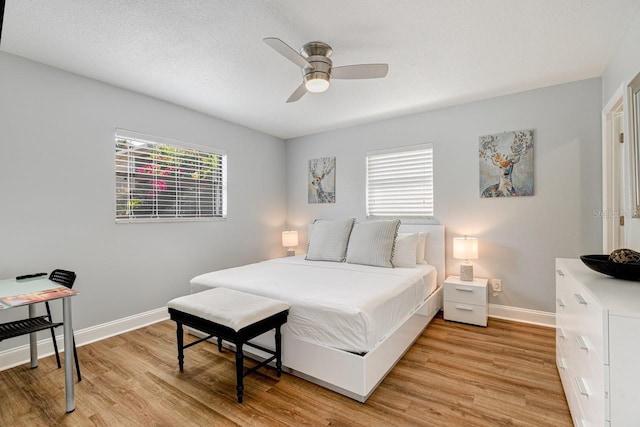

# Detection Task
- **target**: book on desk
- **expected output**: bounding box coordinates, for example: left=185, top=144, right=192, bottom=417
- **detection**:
left=0, top=287, right=78, bottom=308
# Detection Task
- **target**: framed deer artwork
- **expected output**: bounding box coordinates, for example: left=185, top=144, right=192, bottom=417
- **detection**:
left=308, top=157, right=336, bottom=203
left=479, top=130, right=534, bottom=197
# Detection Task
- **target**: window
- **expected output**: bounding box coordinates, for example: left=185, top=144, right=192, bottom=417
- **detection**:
left=115, top=129, right=227, bottom=222
left=366, top=144, right=433, bottom=218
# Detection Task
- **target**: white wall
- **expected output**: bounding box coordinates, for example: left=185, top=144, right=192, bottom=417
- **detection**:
left=0, top=52, right=286, bottom=350
left=286, top=78, right=602, bottom=313
left=602, top=7, right=640, bottom=105
left=602, top=7, right=640, bottom=250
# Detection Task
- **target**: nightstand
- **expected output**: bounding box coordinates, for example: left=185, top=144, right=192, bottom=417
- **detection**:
left=443, top=275, right=488, bottom=327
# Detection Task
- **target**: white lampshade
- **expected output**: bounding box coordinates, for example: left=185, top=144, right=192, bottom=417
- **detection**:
left=453, top=236, right=479, bottom=260
left=453, top=236, right=478, bottom=281
left=282, top=231, right=299, bottom=248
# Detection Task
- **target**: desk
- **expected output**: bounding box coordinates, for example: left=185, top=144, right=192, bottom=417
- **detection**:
left=0, top=277, right=79, bottom=413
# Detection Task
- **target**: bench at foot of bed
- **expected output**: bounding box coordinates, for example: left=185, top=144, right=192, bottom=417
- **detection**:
left=167, top=287, right=289, bottom=403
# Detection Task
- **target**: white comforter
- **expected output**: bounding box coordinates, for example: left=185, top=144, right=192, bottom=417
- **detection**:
left=190, top=256, right=437, bottom=353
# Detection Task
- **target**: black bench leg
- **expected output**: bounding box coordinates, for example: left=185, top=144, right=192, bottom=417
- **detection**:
left=275, top=325, right=283, bottom=377
left=217, top=336, right=223, bottom=352
left=176, top=322, right=184, bottom=372
left=236, top=342, right=244, bottom=403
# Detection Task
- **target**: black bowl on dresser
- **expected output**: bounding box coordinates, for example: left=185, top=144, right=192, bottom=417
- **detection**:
left=580, top=255, right=640, bottom=281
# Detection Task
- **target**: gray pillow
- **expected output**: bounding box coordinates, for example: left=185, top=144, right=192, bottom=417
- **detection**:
left=306, top=218, right=355, bottom=262
left=345, top=220, right=401, bottom=268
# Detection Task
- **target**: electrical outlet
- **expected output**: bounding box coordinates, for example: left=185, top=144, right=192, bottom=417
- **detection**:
left=491, top=279, right=502, bottom=292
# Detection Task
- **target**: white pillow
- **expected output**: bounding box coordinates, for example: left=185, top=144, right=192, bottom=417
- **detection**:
left=345, top=220, right=400, bottom=268
left=393, top=233, right=419, bottom=268
left=396, top=231, right=428, bottom=264
left=417, top=232, right=429, bottom=264
left=306, top=218, right=355, bottom=262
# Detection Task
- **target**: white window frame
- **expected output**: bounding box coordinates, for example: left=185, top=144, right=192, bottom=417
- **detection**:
left=115, top=129, right=227, bottom=223
left=366, top=143, right=434, bottom=219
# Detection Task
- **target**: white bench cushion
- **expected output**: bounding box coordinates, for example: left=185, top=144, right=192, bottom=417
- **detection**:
left=168, top=287, right=289, bottom=332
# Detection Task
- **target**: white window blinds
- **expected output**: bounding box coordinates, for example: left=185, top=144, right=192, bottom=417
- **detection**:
left=366, top=144, right=434, bottom=218
left=115, top=129, right=227, bottom=222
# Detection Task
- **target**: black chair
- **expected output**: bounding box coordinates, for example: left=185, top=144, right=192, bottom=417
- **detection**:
left=0, top=269, right=81, bottom=381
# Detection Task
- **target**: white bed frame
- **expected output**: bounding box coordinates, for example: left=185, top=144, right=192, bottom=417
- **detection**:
left=238, top=224, right=446, bottom=402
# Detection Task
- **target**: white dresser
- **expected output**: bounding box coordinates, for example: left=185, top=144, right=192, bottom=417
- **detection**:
left=556, top=258, right=640, bottom=427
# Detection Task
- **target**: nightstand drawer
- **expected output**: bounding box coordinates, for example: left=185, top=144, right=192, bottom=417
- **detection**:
left=444, top=283, right=487, bottom=306
left=443, top=301, right=487, bottom=326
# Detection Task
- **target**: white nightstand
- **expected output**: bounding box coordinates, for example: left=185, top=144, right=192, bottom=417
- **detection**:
left=443, top=275, right=488, bottom=327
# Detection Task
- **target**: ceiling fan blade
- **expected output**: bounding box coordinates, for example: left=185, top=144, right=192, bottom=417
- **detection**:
left=263, top=37, right=312, bottom=69
left=286, top=83, right=307, bottom=103
left=332, top=64, right=389, bottom=79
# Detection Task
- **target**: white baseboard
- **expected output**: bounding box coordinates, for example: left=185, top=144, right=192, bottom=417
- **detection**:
left=489, top=304, right=555, bottom=328
left=0, top=307, right=169, bottom=371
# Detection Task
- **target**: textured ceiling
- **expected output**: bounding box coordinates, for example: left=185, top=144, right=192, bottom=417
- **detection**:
left=2, top=0, right=639, bottom=139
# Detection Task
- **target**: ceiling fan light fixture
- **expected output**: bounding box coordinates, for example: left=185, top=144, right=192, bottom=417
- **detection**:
left=304, top=72, right=330, bottom=93
left=305, top=78, right=330, bottom=93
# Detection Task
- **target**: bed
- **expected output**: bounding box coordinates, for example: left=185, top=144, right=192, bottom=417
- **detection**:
left=189, top=223, right=445, bottom=402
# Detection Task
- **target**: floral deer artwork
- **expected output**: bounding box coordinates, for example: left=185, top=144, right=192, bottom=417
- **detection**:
left=479, top=130, right=534, bottom=197
left=308, top=157, right=336, bottom=203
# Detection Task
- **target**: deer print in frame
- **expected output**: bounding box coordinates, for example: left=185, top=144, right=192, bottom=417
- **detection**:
left=479, top=130, right=534, bottom=197
left=308, top=157, right=336, bottom=203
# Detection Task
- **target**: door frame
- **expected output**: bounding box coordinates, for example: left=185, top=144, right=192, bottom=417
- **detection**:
left=602, top=84, right=625, bottom=253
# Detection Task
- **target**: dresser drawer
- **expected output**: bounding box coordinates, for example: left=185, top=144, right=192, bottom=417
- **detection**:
left=573, top=372, right=605, bottom=427
left=444, top=283, right=487, bottom=306
left=556, top=346, right=571, bottom=390
left=443, top=301, right=487, bottom=326
left=568, top=288, right=606, bottom=364
left=556, top=327, right=572, bottom=365
left=572, top=338, right=605, bottom=424
left=561, top=370, right=586, bottom=427
left=558, top=268, right=606, bottom=364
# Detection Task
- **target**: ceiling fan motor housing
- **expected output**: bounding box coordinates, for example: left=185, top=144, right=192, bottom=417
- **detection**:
left=301, top=42, right=333, bottom=86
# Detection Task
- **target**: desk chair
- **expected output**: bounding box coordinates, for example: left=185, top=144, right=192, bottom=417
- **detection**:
left=0, top=269, right=81, bottom=381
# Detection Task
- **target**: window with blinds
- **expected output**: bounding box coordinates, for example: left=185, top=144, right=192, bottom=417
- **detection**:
left=366, top=144, right=434, bottom=218
left=115, top=130, right=227, bottom=222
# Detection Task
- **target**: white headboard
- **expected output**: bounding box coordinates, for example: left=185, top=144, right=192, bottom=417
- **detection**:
left=399, top=224, right=445, bottom=289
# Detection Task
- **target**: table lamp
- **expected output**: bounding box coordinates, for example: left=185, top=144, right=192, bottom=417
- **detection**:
left=453, top=236, right=479, bottom=281
left=282, top=230, right=299, bottom=256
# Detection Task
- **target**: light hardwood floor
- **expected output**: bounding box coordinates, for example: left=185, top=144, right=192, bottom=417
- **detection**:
left=0, top=314, right=571, bottom=426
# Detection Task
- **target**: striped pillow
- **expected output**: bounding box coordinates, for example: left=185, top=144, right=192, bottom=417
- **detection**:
left=306, top=218, right=355, bottom=262
left=346, top=220, right=401, bottom=268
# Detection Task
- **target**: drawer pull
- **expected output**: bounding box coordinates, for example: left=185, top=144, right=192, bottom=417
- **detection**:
left=455, top=287, right=473, bottom=292
left=556, top=269, right=565, bottom=277
left=557, top=357, right=566, bottom=370
left=556, top=298, right=565, bottom=308
left=575, top=377, right=590, bottom=397
left=557, top=328, right=565, bottom=339
left=576, top=335, right=589, bottom=351
left=454, top=305, right=474, bottom=312
left=574, top=293, right=587, bottom=305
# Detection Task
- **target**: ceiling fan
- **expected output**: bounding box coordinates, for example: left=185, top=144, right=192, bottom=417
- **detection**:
left=263, top=38, right=389, bottom=103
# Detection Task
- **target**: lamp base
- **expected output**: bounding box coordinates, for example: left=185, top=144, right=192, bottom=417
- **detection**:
left=460, top=264, right=474, bottom=281
left=286, top=248, right=295, bottom=257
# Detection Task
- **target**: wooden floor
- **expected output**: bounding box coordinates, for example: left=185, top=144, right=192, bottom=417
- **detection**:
left=0, top=314, right=572, bottom=426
